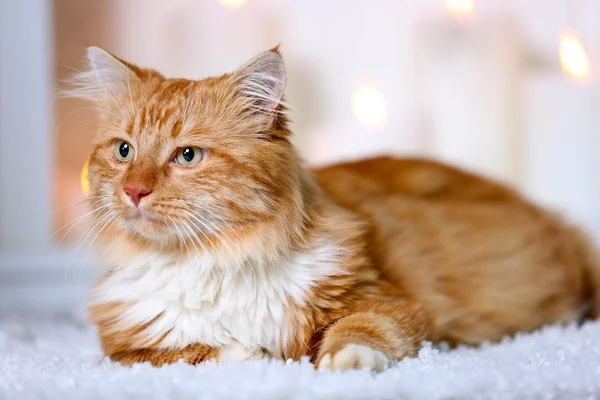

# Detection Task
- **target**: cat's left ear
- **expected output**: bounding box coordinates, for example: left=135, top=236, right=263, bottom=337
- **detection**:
left=63, top=46, right=140, bottom=105
left=232, top=46, right=286, bottom=128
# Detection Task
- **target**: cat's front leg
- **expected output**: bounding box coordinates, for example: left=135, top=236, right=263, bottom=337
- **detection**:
left=111, top=343, right=220, bottom=367
left=112, top=341, right=270, bottom=367
left=316, top=300, right=430, bottom=372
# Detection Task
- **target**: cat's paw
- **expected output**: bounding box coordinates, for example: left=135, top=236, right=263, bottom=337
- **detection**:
left=219, top=341, right=270, bottom=362
left=317, top=344, right=390, bottom=372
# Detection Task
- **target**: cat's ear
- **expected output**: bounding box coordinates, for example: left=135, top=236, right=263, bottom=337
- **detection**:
left=232, top=46, right=287, bottom=128
left=63, top=46, right=140, bottom=104
left=86, top=46, right=140, bottom=94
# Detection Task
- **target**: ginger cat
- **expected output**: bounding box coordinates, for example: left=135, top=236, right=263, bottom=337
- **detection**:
left=68, top=46, right=600, bottom=372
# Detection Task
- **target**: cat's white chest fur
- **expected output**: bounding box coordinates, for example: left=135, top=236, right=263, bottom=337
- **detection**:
left=92, top=241, right=343, bottom=353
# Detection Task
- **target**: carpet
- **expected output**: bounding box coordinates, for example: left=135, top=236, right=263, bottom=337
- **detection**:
left=1, top=315, right=600, bottom=400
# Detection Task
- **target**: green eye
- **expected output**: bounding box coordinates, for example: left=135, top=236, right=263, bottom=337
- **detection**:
left=175, top=146, right=204, bottom=167
left=113, top=140, right=134, bottom=162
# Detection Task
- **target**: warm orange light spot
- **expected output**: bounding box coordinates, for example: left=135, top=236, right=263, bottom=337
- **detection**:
left=352, top=84, right=388, bottom=130
left=81, top=156, right=90, bottom=197
left=559, top=30, right=592, bottom=84
left=218, top=0, right=246, bottom=9
left=445, top=0, right=474, bottom=21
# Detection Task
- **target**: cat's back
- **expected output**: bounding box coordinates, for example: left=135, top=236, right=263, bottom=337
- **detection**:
left=313, top=156, right=597, bottom=345
left=313, top=156, right=523, bottom=207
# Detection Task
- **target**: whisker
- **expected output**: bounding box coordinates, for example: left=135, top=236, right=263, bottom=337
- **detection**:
left=69, top=207, right=114, bottom=275
left=187, top=203, right=247, bottom=244
left=167, top=215, right=191, bottom=259
left=175, top=215, right=224, bottom=282
left=181, top=209, right=243, bottom=267
left=48, top=196, right=106, bottom=216
left=177, top=211, right=241, bottom=284
left=157, top=198, right=245, bottom=235
left=52, top=202, right=113, bottom=246
left=178, top=215, right=210, bottom=257
left=76, top=211, right=118, bottom=282
left=62, top=209, right=109, bottom=279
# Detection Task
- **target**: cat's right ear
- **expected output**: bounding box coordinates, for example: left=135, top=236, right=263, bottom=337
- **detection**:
left=62, top=46, right=140, bottom=105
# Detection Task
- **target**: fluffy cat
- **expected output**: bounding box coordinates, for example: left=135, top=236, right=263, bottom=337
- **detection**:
left=67, top=46, right=600, bottom=371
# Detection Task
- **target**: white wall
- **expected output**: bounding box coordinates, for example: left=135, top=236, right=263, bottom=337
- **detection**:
left=0, top=0, right=53, bottom=253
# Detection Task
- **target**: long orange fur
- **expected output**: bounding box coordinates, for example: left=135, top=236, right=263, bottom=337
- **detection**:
left=68, top=46, right=600, bottom=371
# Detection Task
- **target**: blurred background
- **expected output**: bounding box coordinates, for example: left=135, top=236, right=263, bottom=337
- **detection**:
left=0, top=0, right=599, bottom=314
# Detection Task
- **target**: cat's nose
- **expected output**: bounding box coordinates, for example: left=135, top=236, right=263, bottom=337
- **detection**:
left=123, top=185, right=152, bottom=207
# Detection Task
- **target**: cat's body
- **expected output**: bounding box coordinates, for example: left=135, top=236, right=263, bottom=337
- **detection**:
left=316, top=157, right=598, bottom=346
left=73, top=46, right=599, bottom=371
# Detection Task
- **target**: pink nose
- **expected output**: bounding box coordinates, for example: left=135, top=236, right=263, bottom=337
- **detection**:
left=123, top=186, right=151, bottom=207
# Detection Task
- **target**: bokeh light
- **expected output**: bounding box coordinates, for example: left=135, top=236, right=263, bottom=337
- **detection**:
left=81, top=156, right=90, bottom=197
left=559, top=30, right=592, bottom=84
left=352, top=84, right=388, bottom=130
left=444, top=0, right=475, bottom=21
left=218, top=0, right=247, bottom=9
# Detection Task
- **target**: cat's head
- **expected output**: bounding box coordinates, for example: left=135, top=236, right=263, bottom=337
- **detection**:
left=67, top=46, right=303, bottom=253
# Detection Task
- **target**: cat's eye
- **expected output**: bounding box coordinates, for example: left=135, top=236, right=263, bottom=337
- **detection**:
left=113, top=140, right=135, bottom=162
left=174, top=146, right=204, bottom=167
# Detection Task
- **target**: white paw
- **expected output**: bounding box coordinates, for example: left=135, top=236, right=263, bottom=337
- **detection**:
left=219, top=341, right=270, bottom=362
left=317, top=344, right=390, bottom=372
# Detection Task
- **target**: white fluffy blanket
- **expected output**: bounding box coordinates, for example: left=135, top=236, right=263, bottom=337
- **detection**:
left=1, top=315, right=599, bottom=400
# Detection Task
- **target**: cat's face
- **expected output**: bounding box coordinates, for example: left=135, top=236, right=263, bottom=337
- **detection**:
left=73, top=47, right=298, bottom=250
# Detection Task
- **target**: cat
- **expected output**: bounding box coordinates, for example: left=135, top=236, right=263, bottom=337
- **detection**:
left=66, top=45, right=600, bottom=371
